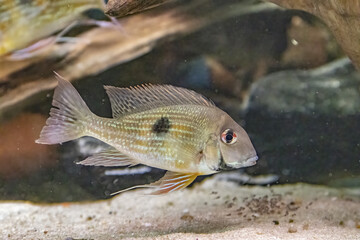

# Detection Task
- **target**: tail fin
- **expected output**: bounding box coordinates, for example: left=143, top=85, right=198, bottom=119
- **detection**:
left=36, top=72, right=92, bottom=144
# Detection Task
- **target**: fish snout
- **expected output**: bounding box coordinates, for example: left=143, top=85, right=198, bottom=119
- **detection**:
left=223, top=154, right=258, bottom=169
left=243, top=155, right=258, bottom=167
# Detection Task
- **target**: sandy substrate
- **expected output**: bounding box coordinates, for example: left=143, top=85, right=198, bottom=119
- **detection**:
left=0, top=177, right=359, bottom=240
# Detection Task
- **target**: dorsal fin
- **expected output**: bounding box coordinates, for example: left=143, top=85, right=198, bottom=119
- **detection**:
left=104, top=84, right=215, bottom=118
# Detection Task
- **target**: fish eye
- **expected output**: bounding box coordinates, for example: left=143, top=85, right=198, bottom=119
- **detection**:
left=221, top=129, right=237, bottom=144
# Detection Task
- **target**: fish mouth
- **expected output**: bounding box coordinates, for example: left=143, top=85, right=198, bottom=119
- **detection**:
left=218, top=153, right=258, bottom=171
left=244, top=155, right=258, bottom=167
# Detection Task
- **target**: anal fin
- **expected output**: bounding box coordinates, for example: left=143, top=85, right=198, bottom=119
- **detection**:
left=111, top=171, right=198, bottom=196
left=77, top=148, right=137, bottom=167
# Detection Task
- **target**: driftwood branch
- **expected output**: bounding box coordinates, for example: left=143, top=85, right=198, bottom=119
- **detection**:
left=0, top=0, right=278, bottom=120
left=105, top=0, right=173, bottom=17
left=266, top=0, right=360, bottom=69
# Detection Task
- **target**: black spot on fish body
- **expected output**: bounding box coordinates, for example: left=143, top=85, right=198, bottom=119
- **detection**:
left=153, top=117, right=171, bottom=134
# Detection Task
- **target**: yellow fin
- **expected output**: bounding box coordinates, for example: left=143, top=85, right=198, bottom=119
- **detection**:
left=110, top=171, right=198, bottom=196
left=150, top=171, right=199, bottom=195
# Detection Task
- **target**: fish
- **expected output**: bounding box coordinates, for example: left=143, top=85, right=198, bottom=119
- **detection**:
left=36, top=73, right=258, bottom=194
left=0, top=0, right=117, bottom=60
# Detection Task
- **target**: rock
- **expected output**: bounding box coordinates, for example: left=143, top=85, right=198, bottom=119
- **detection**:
left=0, top=180, right=359, bottom=239
left=247, top=58, right=360, bottom=115
left=245, top=58, right=360, bottom=184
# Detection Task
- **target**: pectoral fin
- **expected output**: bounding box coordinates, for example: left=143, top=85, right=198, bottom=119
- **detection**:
left=111, top=171, right=199, bottom=195
left=77, top=148, right=137, bottom=167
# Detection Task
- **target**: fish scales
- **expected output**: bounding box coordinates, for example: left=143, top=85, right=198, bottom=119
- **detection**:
left=37, top=74, right=258, bottom=194
left=83, top=106, right=211, bottom=172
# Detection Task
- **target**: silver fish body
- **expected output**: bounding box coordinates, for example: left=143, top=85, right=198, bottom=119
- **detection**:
left=87, top=105, right=218, bottom=174
left=37, top=74, right=258, bottom=194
